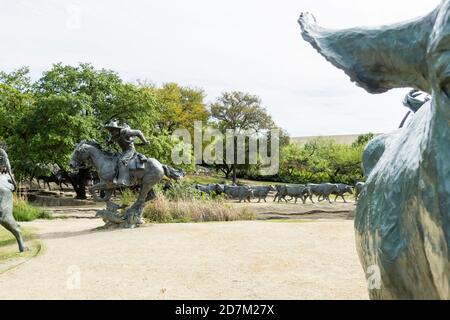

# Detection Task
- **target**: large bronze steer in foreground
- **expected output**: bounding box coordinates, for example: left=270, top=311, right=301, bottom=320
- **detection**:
left=299, top=1, right=450, bottom=299
left=0, top=174, right=27, bottom=252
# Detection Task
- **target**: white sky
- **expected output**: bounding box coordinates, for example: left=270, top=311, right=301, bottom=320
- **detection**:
left=0, top=0, right=441, bottom=136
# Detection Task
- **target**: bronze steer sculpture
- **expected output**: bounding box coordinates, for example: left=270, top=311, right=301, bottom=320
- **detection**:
left=299, top=1, right=450, bottom=299
left=0, top=174, right=27, bottom=252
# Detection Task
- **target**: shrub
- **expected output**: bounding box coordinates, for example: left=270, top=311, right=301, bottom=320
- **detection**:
left=13, top=195, right=50, bottom=222
left=120, top=188, right=137, bottom=207
left=143, top=194, right=256, bottom=223
left=162, top=180, right=203, bottom=201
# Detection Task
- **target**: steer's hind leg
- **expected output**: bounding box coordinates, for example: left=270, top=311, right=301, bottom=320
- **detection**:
left=302, top=196, right=307, bottom=204
left=0, top=219, right=28, bottom=252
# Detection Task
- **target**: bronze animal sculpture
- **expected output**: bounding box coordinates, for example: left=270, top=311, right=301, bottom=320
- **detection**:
left=299, top=1, right=450, bottom=299
left=0, top=148, right=27, bottom=252
left=69, top=141, right=184, bottom=228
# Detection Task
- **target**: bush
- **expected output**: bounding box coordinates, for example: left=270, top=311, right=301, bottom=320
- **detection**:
left=143, top=194, right=256, bottom=223
left=162, top=180, right=203, bottom=201
left=13, top=195, right=50, bottom=222
left=120, top=188, right=137, bottom=207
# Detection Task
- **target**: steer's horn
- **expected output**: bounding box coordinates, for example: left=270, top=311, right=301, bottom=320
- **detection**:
left=298, top=10, right=438, bottom=94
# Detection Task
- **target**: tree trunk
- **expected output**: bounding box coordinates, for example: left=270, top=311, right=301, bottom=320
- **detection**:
left=232, top=136, right=238, bottom=184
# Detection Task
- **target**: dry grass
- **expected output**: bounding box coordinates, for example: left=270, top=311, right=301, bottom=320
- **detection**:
left=143, top=195, right=256, bottom=223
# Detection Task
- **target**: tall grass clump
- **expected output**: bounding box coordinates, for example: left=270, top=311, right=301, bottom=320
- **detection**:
left=120, top=188, right=137, bottom=207
left=143, top=181, right=255, bottom=223
left=13, top=194, right=50, bottom=222
left=143, top=195, right=255, bottom=223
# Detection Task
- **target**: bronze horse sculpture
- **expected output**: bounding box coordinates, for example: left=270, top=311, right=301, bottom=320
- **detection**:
left=69, top=141, right=183, bottom=228
left=299, top=0, right=450, bottom=299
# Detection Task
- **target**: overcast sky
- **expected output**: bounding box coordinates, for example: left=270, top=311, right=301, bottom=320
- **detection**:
left=0, top=0, right=441, bottom=136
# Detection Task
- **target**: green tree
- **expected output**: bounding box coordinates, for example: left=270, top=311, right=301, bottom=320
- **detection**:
left=210, top=91, right=276, bottom=183
left=352, top=133, right=375, bottom=148
left=0, top=63, right=174, bottom=198
left=145, top=83, right=209, bottom=134
left=0, top=68, right=34, bottom=140
left=277, top=137, right=366, bottom=185
left=0, top=67, right=32, bottom=92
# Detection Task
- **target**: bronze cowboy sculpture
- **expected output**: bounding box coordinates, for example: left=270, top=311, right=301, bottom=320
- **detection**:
left=104, top=120, right=150, bottom=187
left=69, top=121, right=184, bottom=228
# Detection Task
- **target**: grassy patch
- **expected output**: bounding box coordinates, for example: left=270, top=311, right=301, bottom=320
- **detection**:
left=120, top=188, right=137, bottom=207
left=0, top=227, right=42, bottom=268
left=143, top=194, right=256, bottom=223
left=13, top=195, right=50, bottom=222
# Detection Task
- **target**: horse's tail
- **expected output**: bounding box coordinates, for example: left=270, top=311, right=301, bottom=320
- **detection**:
left=162, top=165, right=185, bottom=181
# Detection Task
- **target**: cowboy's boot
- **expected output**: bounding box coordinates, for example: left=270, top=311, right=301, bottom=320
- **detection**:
left=116, top=163, right=130, bottom=187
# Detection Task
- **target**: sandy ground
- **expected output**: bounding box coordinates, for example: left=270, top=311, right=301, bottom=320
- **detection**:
left=0, top=216, right=368, bottom=300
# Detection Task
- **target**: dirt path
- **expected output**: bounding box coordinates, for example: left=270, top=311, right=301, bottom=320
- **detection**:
left=232, top=200, right=356, bottom=220
left=0, top=217, right=368, bottom=300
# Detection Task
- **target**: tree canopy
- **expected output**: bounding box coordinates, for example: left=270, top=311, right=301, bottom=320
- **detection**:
left=0, top=63, right=372, bottom=195
left=209, top=91, right=278, bottom=183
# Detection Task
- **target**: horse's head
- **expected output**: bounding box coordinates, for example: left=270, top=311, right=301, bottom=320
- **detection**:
left=69, top=142, right=91, bottom=170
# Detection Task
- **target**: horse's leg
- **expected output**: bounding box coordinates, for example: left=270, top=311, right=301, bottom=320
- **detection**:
left=123, top=160, right=165, bottom=228
left=145, top=188, right=156, bottom=202
left=101, top=189, right=121, bottom=210
left=124, top=182, right=154, bottom=228
left=89, top=182, right=109, bottom=202
left=88, top=182, right=125, bottom=211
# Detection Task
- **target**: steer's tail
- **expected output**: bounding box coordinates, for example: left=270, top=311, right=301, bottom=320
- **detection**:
left=162, top=165, right=185, bottom=181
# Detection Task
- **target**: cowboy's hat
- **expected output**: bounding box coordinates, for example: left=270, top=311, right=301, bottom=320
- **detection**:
left=104, top=120, right=123, bottom=130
